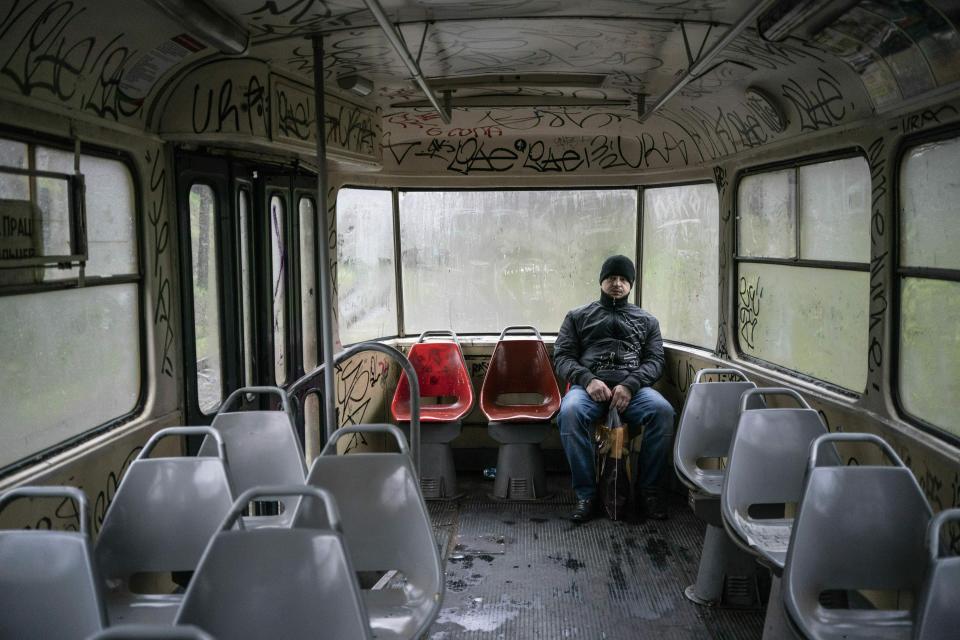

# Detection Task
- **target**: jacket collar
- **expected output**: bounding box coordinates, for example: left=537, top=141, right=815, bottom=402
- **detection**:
left=599, top=290, right=629, bottom=309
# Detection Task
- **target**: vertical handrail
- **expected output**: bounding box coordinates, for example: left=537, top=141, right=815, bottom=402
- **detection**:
left=311, top=35, right=339, bottom=445
left=289, top=341, right=421, bottom=473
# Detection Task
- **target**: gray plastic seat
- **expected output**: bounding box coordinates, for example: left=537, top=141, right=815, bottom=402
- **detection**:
left=784, top=433, right=932, bottom=640
left=914, top=508, right=960, bottom=639
left=721, top=388, right=840, bottom=640
left=298, top=424, right=444, bottom=640
left=200, top=386, right=306, bottom=527
left=675, top=368, right=761, bottom=498
left=722, top=388, right=839, bottom=572
left=87, top=624, right=213, bottom=639
left=94, top=427, right=235, bottom=626
left=0, top=486, right=106, bottom=639
left=673, top=368, right=763, bottom=607
left=176, top=486, right=370, bottom=640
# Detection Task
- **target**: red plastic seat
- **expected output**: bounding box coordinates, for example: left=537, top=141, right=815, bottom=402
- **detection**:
left=480, top=327, right=561, bottom=422
left=391, top=332, right=474, bottom=423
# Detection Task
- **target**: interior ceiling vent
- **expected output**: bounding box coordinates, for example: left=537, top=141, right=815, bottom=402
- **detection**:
left=427, top=73, right=608, bottom=90
left=391, top=95, right=632, bottom=108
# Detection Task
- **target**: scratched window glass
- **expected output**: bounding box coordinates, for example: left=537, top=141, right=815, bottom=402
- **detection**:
left=799, top=157, right=870, bottom=263
left=642, top=183, right=718, bottom=349
left=900, top=136, right=960, bottom=270
left=399, top=189, right=636, bottom=334
left=336, top=188, right=398, bottom=344
left=737, top=170, right=796, bottom=258
left=0, top=284, right=140, bottom=469
left=737, top=263, right=868, bottom=391
left=190, top=184, right=222, bottom=413
left=899, top=278, right=960, bottom=437
left=271, top=194, right=287, bottom=385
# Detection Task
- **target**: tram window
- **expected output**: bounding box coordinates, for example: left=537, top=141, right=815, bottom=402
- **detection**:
left=736, top=155, right=870, bottom=391
left=0, top=286, right=140, bottom=468
left=270, top=194, right=287, bottom=384
left=189, top=184, right=223, bottom=413
left=399, top=189, right=636, bottom=334
left=799, top=158, right=870, bottom=263
left=899, top=136, right=960, bottom=437
left=35, top=149, right=137, bottom=280
left=0, top=136, right=140, bottom=468
left=299, top=196, right=318, bottom=370
left=642, top=183, right=719, bottom=349
left=238, top=189, right=254, bottom=387
left=336, top=188, right=397, bottom=344
left=738, top=169, right=796, bottom=258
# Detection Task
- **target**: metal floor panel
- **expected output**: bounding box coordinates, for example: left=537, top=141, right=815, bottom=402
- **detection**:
left=426, top=476, right=764, bottom=640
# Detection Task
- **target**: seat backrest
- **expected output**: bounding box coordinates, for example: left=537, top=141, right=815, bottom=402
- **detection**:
left=674, top=368, right=760, bottom=493
left=784, top=434, right=932, bottom=638
left=94, top=427, right=235, bottom=581
left=721, top=388, right=839, bottom=569
left=177, top=486, right=371, bottom=640
left=200, top=387, right=306, bottom=513
left=915, top=508, right=960, bottom=640
left=479, top=327, right=561, bottom=421
left=297, top=425, right=443, bottom=638
left=0, top=487, right=106, bottom=639
left=391, top=332, right=474, bottom=421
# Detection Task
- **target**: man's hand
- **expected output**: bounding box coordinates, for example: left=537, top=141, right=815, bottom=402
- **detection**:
left=586, top=379, right=612, bottom=402
left=611, top=385, right=631, bottom=413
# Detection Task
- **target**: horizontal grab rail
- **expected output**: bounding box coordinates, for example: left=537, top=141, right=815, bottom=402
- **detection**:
left=0, top=486, right=90, bottom=536
left=220, top=386, right=292, bottom=415
left=694, top=367, right=749, bottom=384
left=808, top=433, right=904, bottom=470
left=289, top=341, right=421, bottom=473
left=739, top=387, right=810, bottom=413
left=141, top=426, right=225, bottom=462
left=497, top=325, right=543, bottom=341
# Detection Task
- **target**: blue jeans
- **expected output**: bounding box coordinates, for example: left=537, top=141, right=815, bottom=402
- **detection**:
left=558, top=385, right=675, bottom=501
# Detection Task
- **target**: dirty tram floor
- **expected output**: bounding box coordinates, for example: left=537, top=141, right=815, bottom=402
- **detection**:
left=424, top=475, right=765, bottom=639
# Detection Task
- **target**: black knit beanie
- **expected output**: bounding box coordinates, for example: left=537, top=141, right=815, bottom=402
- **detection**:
left=599, top=255, right=636, bottom=286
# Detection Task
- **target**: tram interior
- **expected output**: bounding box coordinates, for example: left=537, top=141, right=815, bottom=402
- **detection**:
left=1, top=0, right=960, bottom=638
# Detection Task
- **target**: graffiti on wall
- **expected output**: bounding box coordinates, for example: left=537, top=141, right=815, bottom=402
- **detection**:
left=0, top=0, right=143, bottom=120
left=335, top=353, right=391, bottom=453
left=146, top=147, right=174, bottom=378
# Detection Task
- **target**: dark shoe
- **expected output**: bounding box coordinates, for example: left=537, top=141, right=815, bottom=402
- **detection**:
left=570, top=498, right=596, bottom=523
left=641, top=488, right=668, bottom=521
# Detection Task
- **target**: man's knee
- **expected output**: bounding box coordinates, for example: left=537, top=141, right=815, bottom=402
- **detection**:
left=642, top=390, right=675, bottom=434
left=558, top=391, right=591, bottom=435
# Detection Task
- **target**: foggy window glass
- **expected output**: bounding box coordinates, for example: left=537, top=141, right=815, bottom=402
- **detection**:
left=36, top=148, right=137, bottom=278
left=799, top=157, right=870, bottom=263
left=0, top=285, right=140, bottom=469
left=898, top=134, right=960, bottom=437
left=899, top=278, right=960, bottom=437
left=737, top=263, right=868, bottom=391
left=642, top=184, right=718, bottom=349
left=239, top=189, right=254, bottom=387
left=738, top=170, right=796, bottom=258
left=300, top=196, right=318, bottom=371
left=270, top=194, right=287, bottom=385
left=901, top=137, right=960, bottom=270
left=399, top=189, right=637, bottom=334
left=190, top=184, right=222, bottom=413
left=336, top=188, right=397, bottom=344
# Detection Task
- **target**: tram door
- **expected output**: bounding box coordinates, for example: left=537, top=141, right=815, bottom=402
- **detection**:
left=176, top=153, right=319, bottom=425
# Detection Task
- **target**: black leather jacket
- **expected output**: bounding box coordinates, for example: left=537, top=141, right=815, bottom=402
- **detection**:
left=554, top=292, right=665, bottom=394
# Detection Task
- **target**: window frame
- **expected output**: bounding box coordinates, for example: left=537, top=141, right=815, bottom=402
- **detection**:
left=639, top=178, right=720, bottom=352
left=0, top=127, right=146, bottom=477
left=335, top=185, right=403, bottom=345
left=393, top=185, right=642, bottom=338
left=733, top=148, right=870, bottom=396
left=892, top=124, right=960, bottom=447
